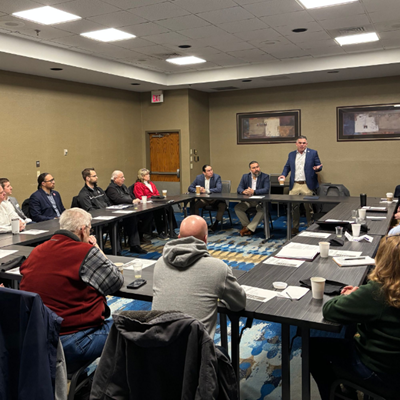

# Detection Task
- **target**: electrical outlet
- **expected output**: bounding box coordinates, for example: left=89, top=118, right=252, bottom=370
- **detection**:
left=36, top=161, right=40, bottom=167
left=64, top=149, right=68, bottom=156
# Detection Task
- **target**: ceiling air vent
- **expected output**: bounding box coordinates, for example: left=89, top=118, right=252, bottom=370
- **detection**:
left=262, top=75, right=290, bottom=81
left=337, top=26, right=366, bottom=35
left=212, top=86, right=239, bottom=91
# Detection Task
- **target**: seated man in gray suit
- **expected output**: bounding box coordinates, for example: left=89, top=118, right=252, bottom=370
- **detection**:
left=188, top=165, right=227, bottom=232
left=235, top=161, right=270, bottom=236
left=0, top=178, right=32, bottom=223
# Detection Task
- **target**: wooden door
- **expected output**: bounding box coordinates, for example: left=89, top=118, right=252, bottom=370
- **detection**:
left=149, top=132, right=180, bottom=182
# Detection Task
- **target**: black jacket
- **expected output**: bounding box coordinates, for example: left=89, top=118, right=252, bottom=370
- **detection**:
left=105, top=181, right=134, bottom=205
left=78, top=184, right=111, bottom=211
left=90, top=310, right=238, bottom=400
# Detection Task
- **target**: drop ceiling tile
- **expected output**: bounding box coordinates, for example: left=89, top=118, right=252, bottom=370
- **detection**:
left=12, top=26, right=75, bottom=40
left=56, top=0, right=120, bottom=18
left=134, top=44, right=177, bottom=56
left=306, top=2, right=365, bottom=21
left=272, top=21, right=323, bottom=36
left=243, top=0, right=303, bottom=17
left=102, top=0, right=168, bottom=9
left=170, top=0, right=236, bottom=13
left=373, top=20, right=400, bottom=33
left=131, top=2, right=190, bottom=21
left=197, top=7, right=254, bottom=24
left=342, top=41, right=385, bottom=53
left=52, top=34, right=107, bottom=52
left=379, top=29, right=400, bottom=40
left=121, top=22, right=170, bottom=36
left=299, top=38, right=338, bottom=49
left=195, top=32, right=248, bottom=47
left=144, top=31, right=196, bottom=45
left=233, top=0, right=269, bottom=5
left=381, top=39, right=400, bottom=50
left=178, top=25, right=227, bottom=39
left=318, top=14, right=371, bottom=30
left=228, top=48, right=275, bottom=62
left=97, top=44, right=139, bottom=59
left=234, top=27, right=283, bottom=42
left=0, top=14, right=47, bottom=31
left=265, top=44, right=311, bottom=59
left=254, top=36, right=297, bottom=48
left=56, top=19, right=106, bottom=35
left=306, top=46, right=346, bottom=57
left=285, top=30, right=331, bottom=44
left=369, top=9, right=400, bottom=24
left=0, top=0, right=39, bottom=14
left=113, top=37, right=156, bottom=49
left=219, top=18, right=268, bottom=33
left=260, top=11, right=315, bottom=28
left=87, top=11, right=147, bottom=27
left=363, top=0, right=400, bottom=13
left=212, top=40, right=254, bottom=52
left=162, top=44, right=220, bottom=56
left=155, top=15, right=210, bottom=30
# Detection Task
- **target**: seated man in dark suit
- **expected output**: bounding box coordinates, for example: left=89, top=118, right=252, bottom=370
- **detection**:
left=235, top=161, right=270, bottom=236
left=188, top=165, right=227, bottom=232
left=278, top=135, right=323, bottom=235
left=29, top=173, right=65, bottom=222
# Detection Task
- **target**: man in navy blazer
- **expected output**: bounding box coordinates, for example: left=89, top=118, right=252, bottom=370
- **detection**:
left=29, top=173, right=65, bottom=222
left=278, top=135, right=323, bottom=234
left=188, top=165, right=227, bottom=231
left=235, top=161, right=270, bottom=236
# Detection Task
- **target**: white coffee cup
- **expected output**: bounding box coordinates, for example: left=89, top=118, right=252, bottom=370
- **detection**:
left=196, top=185, right=201, bottom=195
left=387, top=192, right=394, bottom=202
left=142, top=196, right=147, bottom=204
left=279, top=177, right=285, bottom=186
left=352, top=223, right=361, bottom=237
left=311, top=277, right=326, bottom=300
left=358, top=208, right=366, bottom=221
left=319, top=242, right=330, bottom=258
left=11, top=218, right=19, bottom=234
left=162, top=190, right=167, bottom=198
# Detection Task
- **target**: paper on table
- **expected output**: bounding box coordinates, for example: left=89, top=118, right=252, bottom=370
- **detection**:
left=285, top=242, right=320, bottom=250
left=344, top=231, right=374, bottom=243
left=112, top=210, right=135, bottom=214
left=241, top=285, right=277, bottom=303
left=249, top=196, right=264, bottom=199
left=22, top=229, right=49, bottom=235
left=366, top=216, right=386, bottom=220
left=325, top=219, right=354, bottom=223
left=93, top=216, right=117, bottom=220
left=279, top=286, right=309, bottom=300
left=123, top=259, right=156, bottom=270
left=332, top=256, right=375, bottom=267
left=298, top=231, right=331, bottom=238
left=275, top=247, right=319, bottom=261
left=328, top=249, right=362, bottom=257
left=106, top=205, right=131, bottom=209
left=0, top=249, right=18, bottom=259
left=263, top=257, right=304, bottom=268
left=5, top=266, right=20, bottom=275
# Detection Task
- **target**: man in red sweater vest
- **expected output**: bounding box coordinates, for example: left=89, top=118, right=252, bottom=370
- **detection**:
left=20, top=208, right=124, bottom=372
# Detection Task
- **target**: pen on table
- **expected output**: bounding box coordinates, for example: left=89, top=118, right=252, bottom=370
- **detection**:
left=343, top=257, right=366, bottom=260
left=286, top=292, right=293, bottom=301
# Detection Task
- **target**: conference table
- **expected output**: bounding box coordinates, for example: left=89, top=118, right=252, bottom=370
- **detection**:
left=0, top=193, right=397, bottom=400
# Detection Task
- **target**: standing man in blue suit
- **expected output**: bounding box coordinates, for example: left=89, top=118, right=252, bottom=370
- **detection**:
left=30, top=172, right=65, bottom=222
left=188, top=165, right=226, bottom=232
left=235, top=161, right=270, bottom=236
left=278, top=135, right=323, bottom=235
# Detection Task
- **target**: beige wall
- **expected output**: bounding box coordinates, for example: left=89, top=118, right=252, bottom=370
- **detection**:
left=0, top=70, right=142, bottom=207
left=188, top=89, right=210, bottom=182
left=209, top=76, right=400, bottom=197
left=140, top=89, right=191, bottom=191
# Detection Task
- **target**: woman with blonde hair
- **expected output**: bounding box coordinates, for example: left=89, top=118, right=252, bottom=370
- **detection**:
left=310, top=235, right=400, bottom=400
left=133, top=168, right=177, bottom=239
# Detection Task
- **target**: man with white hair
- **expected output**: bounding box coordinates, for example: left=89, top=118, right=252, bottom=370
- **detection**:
left=20, top=208, right=123, bottom=372
left=0, top=183, right=25, bottom=233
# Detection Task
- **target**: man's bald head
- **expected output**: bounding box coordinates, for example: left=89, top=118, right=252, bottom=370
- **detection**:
left=179, top=215, right=208, bottom=243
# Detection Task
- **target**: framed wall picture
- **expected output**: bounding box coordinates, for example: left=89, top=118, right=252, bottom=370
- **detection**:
left=236, top=109, right=301, bottom=144
left=337, top=103, right=400, bottom=142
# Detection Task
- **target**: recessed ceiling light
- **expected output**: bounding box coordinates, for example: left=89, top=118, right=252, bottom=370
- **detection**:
left=166, top=56, right=206, bottom=65
left=131, top=83, right=140, bottom=85
left=13, top=6, right=81, bottom=25
left=50, top=68, right=63, bottom=71
left=335, top=32, right=379, bottom=46
left=81, top=28, right=135, bottom=43
left=297, top=0, right=357, bottom=9
left=178, top=45, right=191, bottom=49
left=292, top=28, right=308, bottom=33
left=242, top=79, right=252, bottom=82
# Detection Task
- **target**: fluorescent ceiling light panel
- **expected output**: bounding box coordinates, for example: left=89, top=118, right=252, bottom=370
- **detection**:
left=166, top=56, right=206, bottom=65
left=335, top=32, right=379, bottom=46
left=298, top=0, right=358, bottom=9
left=81, top=28, right=135, bottom=42
left=13, top=6, right=81, bottom=25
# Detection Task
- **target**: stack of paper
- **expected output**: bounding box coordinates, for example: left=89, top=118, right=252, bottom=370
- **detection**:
left=106, top=204, right=131, bottom=209
left=298, top=232, right=331, bottom=238
left=332, top=256, right=375, bottom=267
left=263, top=257, right=304, bottom=268
left=241, top=285, right=277, bottom=303
left=275, top=242, right=319, bottom=261
left=362, top=206, right=387, bottom=213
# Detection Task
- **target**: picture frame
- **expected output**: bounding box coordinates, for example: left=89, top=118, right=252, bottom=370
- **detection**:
left=236, top=109, right=301, bottom=145
left=337, top=103, right=400, bottom=142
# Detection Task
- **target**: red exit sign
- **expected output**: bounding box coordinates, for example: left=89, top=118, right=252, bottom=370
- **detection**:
left=151, top=90, right=163, bottom=103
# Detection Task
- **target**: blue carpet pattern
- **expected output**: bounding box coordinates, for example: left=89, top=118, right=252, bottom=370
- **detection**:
left=105, top=206, right=333, bottom=399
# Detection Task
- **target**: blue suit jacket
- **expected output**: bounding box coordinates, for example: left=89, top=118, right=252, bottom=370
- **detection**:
left=281, top=148, right=322, bottom=191
left=188, top=174, right=222, bottom=193
left=29, top=189, right=65, bottom=222
left=237, top=172, right=270, bottom=195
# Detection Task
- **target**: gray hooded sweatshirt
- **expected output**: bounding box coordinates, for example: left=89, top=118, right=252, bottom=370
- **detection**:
left=152, top=236, right=246, bottom=338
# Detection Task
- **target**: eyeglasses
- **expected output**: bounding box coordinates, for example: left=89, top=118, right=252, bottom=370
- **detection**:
left=44, top=179, right=55, bottom=183
left=81, top=225, right=94, bottom=235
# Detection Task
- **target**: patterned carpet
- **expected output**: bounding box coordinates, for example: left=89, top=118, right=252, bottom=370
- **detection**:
left=106, top=206, right=322, bottom=400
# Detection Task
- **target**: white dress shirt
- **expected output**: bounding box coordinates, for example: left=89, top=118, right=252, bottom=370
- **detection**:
left=0, top=201, right=20, bottom=233
left=294, top=150, right=306, bottom=181
left=251, top=176, right=257, bottom=191
left=205, top=178, right=210, bottom=193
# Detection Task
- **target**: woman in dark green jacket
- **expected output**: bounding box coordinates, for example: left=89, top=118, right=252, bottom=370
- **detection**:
left=310, top=235, right=400, bottom=400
